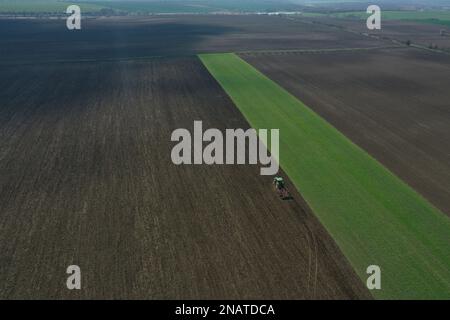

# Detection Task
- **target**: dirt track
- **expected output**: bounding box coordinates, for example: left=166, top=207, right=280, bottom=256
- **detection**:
left=0, top=58, right=371, bottom=299
left=242, top=48, right=450, bottom=216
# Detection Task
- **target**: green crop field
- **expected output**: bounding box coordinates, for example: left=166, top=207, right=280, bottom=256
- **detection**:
left=0, top=0, right=104, bottom=13
left=86, top=0, right=216, bottom=13
left=83, top=0, right=304, bottom=14
left=0, top=0, right=306, bottom=14
left=317, top=10, right=450, bottom=27
left=199, top=53, right=450, bottom=299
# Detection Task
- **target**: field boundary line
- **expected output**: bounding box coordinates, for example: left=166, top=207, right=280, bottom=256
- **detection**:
left=286, top=15, right=450, bottom=56
left=237, top=45, right=404, bottom=56
left=199, top=52, right=450, bottom=299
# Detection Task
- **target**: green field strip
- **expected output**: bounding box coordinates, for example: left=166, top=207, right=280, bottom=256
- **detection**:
left=0, top=0, right=306, bottom=14
left=199, top=53, right=450, bottom=299
left=0, top=0, right=104, bottom=13
left=305, top=10, right=450, bottom=27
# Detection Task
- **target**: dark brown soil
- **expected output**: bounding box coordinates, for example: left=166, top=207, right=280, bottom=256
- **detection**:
left=297, top=16, right=450, bottom=51
left=241, top=47, right=450, bottom=216
left=0, top=57, right=371, bottom=299
left=0, top=15, right=386, bottom=64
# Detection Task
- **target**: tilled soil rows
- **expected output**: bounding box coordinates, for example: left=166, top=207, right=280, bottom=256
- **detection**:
left=241, top=48, right=450, bottom=216
left=0, top=15, right=386, bottom=64
left=0, top=58, right=371, bottom=299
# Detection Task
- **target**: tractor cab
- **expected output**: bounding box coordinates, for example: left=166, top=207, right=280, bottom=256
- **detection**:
left=273, top=176, right=292, bottom=200
left=273, top=177, right=285, bottom=190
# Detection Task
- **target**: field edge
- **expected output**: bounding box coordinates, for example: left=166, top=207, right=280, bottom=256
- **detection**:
left=199, top=52, right=450, bottom=300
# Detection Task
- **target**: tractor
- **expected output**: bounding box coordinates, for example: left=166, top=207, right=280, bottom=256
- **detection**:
left=273, top=176, right=292, bottom=200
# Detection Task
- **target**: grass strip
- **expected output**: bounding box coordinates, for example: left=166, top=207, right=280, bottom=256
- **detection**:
left=199, top=52, right=450, bottom=299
